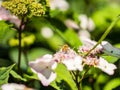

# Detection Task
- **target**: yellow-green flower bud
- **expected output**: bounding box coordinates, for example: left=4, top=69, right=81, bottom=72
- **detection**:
left=9, top=34, right=35, bottom=47
left=9, top=38, right=19, bottom=47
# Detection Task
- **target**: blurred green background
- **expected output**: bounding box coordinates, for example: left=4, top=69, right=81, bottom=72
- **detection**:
left=0, top=0, right=120, bottom=90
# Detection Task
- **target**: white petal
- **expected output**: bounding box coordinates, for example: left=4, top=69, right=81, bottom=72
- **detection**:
left=74, top=56, right=83, bottom=71
left=38, top=71, right=56, bottom=86
left=62, top=59, right=76, bottom=70
left=62, top=56, right=83, bottom=71
left=29, top=60, right=48, bottom=73
left=97, top=57, right=117, bottom=75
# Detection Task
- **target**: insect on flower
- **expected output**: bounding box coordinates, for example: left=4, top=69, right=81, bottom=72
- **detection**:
left=61, top=44, right=70, bottom=53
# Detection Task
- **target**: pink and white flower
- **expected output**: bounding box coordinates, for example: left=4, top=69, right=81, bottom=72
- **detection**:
left=29, top=54, right=57, bottom=86
left=79, top=39, right=117, bottom=75
left=54, top=45, right=83, bottom=71
left=62, top=55, right=83, bottom=71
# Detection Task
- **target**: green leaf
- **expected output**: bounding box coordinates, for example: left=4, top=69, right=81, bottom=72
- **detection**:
left=103, top=78, right=120, bottom=90
left=9, top=48, right=27, bottom=69
left=83, top=85, right=92, bottom=90
left=102, top=56, right=118, bottom=63
left=64, top=29, right=82, bottom=48
left=23, top=73, right=39, bottom=80
left=28, top=48, right=53, bottom=61
left=50, top=10, right=62, bottom=18
left=96, top=74, right=109, bottom=84
left=51, top=64, right=77, bottom=90
left=10, top=70, right=27, bottom=82
left=46, top=35, right=64, bottom=50
left=0, top=64, right=15, bottom=86
left=0, top=21, right=16, bottom=45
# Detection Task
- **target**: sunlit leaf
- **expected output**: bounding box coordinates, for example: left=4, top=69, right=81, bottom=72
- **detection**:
left=50, top=10, right=62, bottom=17
left=83, top=85, right=92, bottom=90
left=23, top=73, right=38, bottom=80
left=0, top=21, right=16, bottom=45
left=103, top=78, right=120, bottom=90
left=102, top=56, right=118, bottom=63
left=0, top=64, right=15, bottom=86
left=10, top=70, right=27, bottom=82
left=46, top=35, right=64, bottom=50
left=96, top=74, right=109, bottom=84
left=64, top=29, right=82, bottom=48
left=51, top=64, right=77, bottom=90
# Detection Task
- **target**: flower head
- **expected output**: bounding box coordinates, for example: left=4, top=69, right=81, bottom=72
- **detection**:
left=29, top=54, right=57, bottom=86
left=78, top=39, right=117, bottom=75
left=2, top=0, right=45, bottom=18
left=62, top=55, right=83, bottom=71
left=54, top=45, right=77, bottom=62
left=54, top=45, right=83, bottom=71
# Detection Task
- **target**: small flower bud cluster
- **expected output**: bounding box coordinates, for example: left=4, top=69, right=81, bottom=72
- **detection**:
left=78, top=46, right=103, bottom=66
left=29, top=2, right=45, bottom=17
left=2, top=0, right=46, bottom=18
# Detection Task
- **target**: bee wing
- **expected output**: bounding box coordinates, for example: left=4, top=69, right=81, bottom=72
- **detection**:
left=102, top=42, right=120, bottom=58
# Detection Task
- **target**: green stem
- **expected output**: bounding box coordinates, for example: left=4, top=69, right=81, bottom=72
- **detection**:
left=85, top=15, right=120, bottom=57
left=70, top=71, right=81, bottom=90
left=18, top=18, right=24, bottom=73
left=23, top=49, right=29, bottom=67
left=79, top=67, right=90, bottom=83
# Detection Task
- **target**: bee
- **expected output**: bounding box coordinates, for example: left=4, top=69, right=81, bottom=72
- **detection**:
left=61, top=44, right=70, bottom=53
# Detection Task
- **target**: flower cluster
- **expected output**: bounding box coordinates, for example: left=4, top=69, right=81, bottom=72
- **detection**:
left=29, top=40, right=117, bottom=86
left=2, top=0, right=46, bottom=18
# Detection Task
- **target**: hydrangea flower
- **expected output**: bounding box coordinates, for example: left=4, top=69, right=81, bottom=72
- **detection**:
left=79, top=39, right=117, bottom=75
left=29, top=54, right=57, bottom=86
left=62, top=55, right=83, bottom=71
left=54, top=45, right=83, bottom=71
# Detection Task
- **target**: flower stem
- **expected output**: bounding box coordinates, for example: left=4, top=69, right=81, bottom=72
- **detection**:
left=18, top=18, right=24, bottom=74
left=85, top=15, right=120, bottom=57
left=23, top=49, right=29, bottom=67
left=79, top=67, right=90, bottom=83
left=70, top=71, right=81, bottom=90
